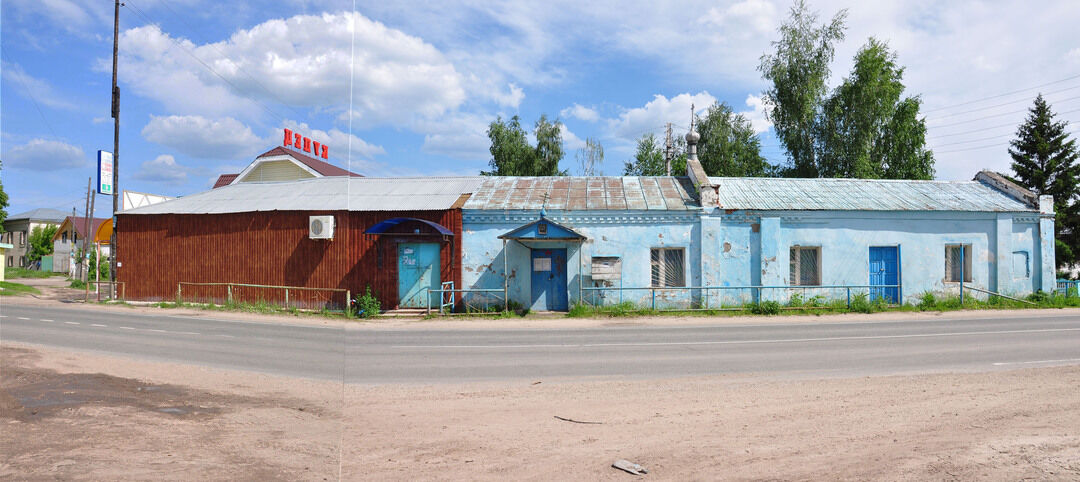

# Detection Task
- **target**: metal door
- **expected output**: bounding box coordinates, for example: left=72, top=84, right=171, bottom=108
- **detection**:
left=869, top=246, right=899, bottom=303
left=531, top=248, right=568, bottom=311
left=398, top=243, right=440, bottom=308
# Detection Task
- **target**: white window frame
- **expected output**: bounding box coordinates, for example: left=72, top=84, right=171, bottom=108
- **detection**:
left=650, top=247, right=686, bottom=288
left=789, top=246, right=822, bottom=286
left=945, top=244, right=972, bottom=282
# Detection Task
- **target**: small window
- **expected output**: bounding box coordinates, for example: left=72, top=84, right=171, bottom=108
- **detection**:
left=62, top=231, right=68, bottom=243
left=945, top=244, right=972, bottom=282
left=789, top=246, right=821, bottom=286
left=19, top=231, right=26, bottom=247
left=650, top=248, right=685, bottom=287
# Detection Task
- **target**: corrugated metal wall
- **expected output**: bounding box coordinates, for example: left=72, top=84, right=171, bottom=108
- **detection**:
left=117, top=210, right=462, bottom=309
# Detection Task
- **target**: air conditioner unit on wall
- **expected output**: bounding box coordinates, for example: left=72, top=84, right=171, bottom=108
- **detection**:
left=309, top=215, right=335, bottom=240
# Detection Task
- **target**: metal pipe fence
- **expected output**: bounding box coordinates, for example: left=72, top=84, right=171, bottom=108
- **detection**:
left=177, top=282, right=351, bottom=312
left=580, top=284, right=903, bottom=311
left=85, top=281, right=126, bottom=302
left=1057, top=279, right=1080, bottom=298
left=426, top=284, right=507, bottom=315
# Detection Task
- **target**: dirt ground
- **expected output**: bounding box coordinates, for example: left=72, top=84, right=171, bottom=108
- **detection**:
left=2, top=342, right=1079, bottom=480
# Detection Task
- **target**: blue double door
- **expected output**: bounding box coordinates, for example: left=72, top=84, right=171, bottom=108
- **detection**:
left=869, top=246, right=900, bottom=303
left=398, top=243, right=441, bottom=308
left=531, top=248, right=568, bottom=311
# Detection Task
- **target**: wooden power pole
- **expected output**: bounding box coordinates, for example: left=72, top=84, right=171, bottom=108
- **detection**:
left=109, top=0, right=121, bottom=298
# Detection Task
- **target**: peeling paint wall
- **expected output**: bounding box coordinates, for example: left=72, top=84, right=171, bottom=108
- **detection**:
left=463, top=210, right=699, bottom=310
left=462, top=206, right=1054, bottom=310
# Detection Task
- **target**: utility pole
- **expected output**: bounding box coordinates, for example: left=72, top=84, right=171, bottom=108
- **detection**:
left=83, top=177, right=92, bottom=283
left=110, top=0, right=121, bottom=299
left=664, top=122, right=673, bottom=176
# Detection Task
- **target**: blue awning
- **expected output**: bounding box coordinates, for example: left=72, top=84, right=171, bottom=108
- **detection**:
left=364, top=217, right=454, bottom=236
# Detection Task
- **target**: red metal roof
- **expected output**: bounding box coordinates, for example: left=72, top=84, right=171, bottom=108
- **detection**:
left=255, top=146, right=363, bottom=177
left=212, top=173, right=238, bottom=189
left=55, top=216, right=110, bottom=240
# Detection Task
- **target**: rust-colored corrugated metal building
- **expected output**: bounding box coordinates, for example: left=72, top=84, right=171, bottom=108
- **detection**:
left=118, top=176, right=484, bottom=310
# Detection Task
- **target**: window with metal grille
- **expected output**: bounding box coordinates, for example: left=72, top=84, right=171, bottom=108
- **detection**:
left=789, top=246, right=821, bottom=286
left=650, top=248, right=685, bottom=287
left=945, top=244, right=972, bottom=282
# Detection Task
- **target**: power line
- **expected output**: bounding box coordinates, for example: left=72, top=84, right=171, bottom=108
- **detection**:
left=122, top=1, right=293, bottom=124
left=928, top=94, right=1080, bottom=129
left=922, top=72, right=1080, bottom=113
left=148, top=0, right=309, bottom=121
left=0, top=45, right=61, bottom=139
left=924, top=83, right=1080, bottom=121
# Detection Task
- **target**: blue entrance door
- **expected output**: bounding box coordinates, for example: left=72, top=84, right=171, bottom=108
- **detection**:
left=531, top=248, right=568, bottom=311
left=869, top=246, right=899, bottom=303
left=398, top=243, right=440, bottom=308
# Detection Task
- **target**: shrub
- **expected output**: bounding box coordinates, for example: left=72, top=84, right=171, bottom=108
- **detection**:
left=918, top=292, right=937, bottom=310
left=849, top=293, right=873, bottom=314
left=1027, top=290, right=1050, bottom=303
left=353, top=286, right=381, bottom=318
left=751, top=300, right=781, bottom=315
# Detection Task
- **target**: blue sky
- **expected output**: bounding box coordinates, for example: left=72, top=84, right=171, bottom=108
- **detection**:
left=3, top=0, right=1080, bottom=217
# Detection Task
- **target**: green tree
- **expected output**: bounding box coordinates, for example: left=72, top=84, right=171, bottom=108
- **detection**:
left=482, top=114, right=567, bottom=176
left=575, top=137, right=604, bottom=176
left=27, top=225, right=58, bottom=264
left=758, top=0, right=846, bottom=178
left=696, top=102, right=772, bottom=177
left=1008, top=94, right=1080, bottom=267
left=623, top=133, right=686, bottom=176
left=813, top=39, right=934, bottom=180
left=0, top=160, right=8, bottom=233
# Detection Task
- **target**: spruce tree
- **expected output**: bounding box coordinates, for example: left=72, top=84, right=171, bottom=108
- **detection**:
left=1008, top=94, right=1080, bottom=267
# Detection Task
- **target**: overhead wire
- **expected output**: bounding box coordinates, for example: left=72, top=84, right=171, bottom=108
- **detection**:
left=122, top=1, right=293, bottom=125
left=922, top=72, right=1080, bottom=113
left=0, top=45, right=61, bottom=139
left=149, top=0, right=309, bottom=121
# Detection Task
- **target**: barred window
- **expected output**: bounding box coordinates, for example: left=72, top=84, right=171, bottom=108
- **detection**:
left=945, top=244, right=972, bottom=282
left=789, top=246, right=821, bottom=286
left=650, top=248, right=685, bottom=287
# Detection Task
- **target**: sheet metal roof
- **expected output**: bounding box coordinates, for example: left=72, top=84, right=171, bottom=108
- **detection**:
left=463, top=177, right=699, bottom=211
left=123, top=177, right=485, bottom=215
left=6, top=208, right=68, bottom=223
left=708, top=177, right=1036, bottom=212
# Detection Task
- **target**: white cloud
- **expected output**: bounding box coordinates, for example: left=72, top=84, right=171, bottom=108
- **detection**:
left=610, top=92, right=717, bottom=140
left=560, top=125, right=587, bottom=151
left=417, top=113, right=491, bottom=162
left=2, top=138, right=85, bottom=170
left=1, top=62, right=75, bottom=110
left=133, top=155, right=189, bottom=185
left=741, top=94, right=771, bottom=134
left=142, top=115, right=263, bottom=160
left=114, top=12, right=466, bottom=127
left=491, top=83, right=525, bottom=108
left=560, top=103, right=600, bottom=122
left=702, top=0, right=777, bottom=35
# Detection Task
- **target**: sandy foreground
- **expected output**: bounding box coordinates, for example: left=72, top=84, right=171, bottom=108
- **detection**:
left=1, top=341, right=1078, bottom=481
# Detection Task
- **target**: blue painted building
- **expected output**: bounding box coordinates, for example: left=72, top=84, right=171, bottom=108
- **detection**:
left=460, top=135, right=1055, bottom=311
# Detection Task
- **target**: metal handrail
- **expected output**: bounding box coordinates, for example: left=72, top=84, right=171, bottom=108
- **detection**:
left=580, top=284, right=903, bottom=310
left=177, top=281, right=351, bottom=313
left=426, top=287, right=506, bottom=315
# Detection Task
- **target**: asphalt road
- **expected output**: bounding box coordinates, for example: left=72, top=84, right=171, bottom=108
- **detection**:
left=3, top=303, right=1080, bottom=383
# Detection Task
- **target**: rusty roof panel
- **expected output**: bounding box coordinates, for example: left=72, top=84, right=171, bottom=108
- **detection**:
left=708, top=177, right=1035, bottom=212
left=640, top=177, right=666, bottom=210
left=463, top=176, right=699, bottom=211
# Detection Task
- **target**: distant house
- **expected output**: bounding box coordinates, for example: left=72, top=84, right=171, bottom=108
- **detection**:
left=52, top=216, right=110, bottom=277
left=212, top=146, right=362, bottom=188
left=1, top=208, right=67, bottom=269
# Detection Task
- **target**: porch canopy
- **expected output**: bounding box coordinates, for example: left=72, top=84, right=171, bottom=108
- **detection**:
left=498, top=215, right=586, bottom=242
left=364, top=217, right=454, bottom=236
